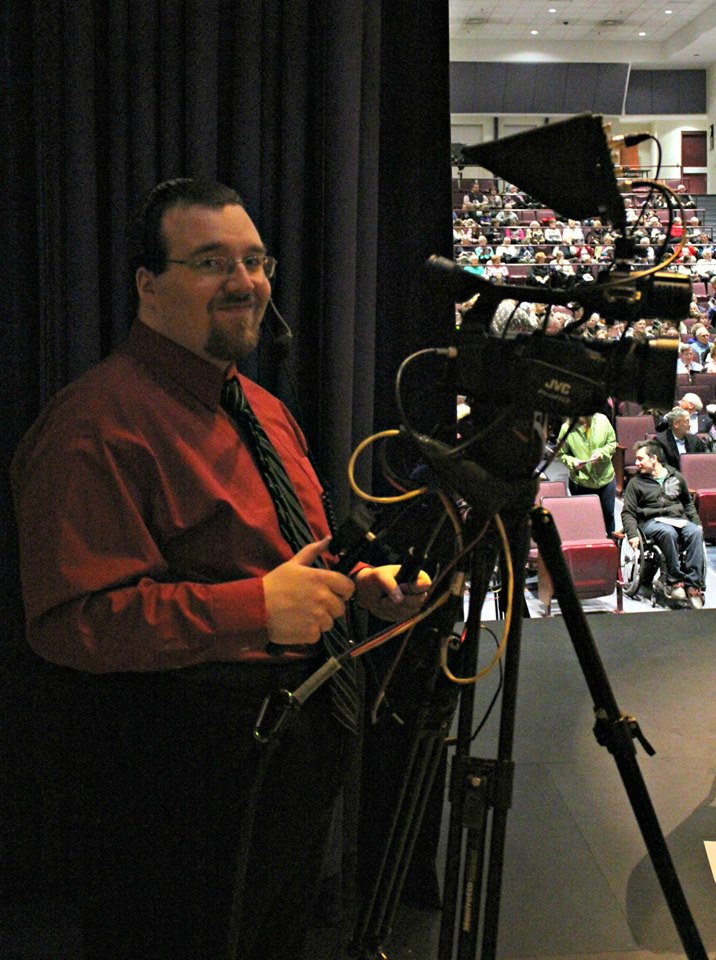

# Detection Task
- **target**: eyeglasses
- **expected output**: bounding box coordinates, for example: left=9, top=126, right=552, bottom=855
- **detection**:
left=167, top=254, right=277, bottom=279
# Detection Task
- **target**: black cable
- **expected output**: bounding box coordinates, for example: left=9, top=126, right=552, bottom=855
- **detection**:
left=470, top=623, right=503, bottom=741
left=630, top=135, right=662, bottom=235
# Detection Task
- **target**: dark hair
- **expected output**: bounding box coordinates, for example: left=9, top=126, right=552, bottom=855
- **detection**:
left=632, top=438, right=665, bottom=462
left=127, top=178, right=244, bottom=277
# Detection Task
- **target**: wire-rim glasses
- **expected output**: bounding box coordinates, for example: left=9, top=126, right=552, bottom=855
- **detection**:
left=167, top=254, right=277, bottom=278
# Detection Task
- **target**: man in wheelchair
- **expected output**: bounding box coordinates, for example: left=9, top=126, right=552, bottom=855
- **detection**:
left=621, top=440, right=706, bottom=609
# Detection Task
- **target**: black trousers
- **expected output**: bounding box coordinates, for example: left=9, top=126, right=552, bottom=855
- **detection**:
left=31, top=658, right=356, bottom=960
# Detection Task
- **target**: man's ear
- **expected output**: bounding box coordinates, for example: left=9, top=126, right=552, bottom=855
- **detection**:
left=136, top=267, right=156, bottom=307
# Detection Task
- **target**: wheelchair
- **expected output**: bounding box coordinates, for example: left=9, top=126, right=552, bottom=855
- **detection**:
left=619, top=526, right=707, bottom=608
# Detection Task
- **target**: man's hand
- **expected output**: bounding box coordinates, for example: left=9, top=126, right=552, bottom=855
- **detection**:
left=353, top=565, right=432, bottom=622
left=263, top=538, right=355, bottom=646
left=628, top=537, right=640, bottom=549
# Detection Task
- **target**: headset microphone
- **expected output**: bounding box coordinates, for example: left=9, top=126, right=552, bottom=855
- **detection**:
left=267, top=297, right=293, bottom=360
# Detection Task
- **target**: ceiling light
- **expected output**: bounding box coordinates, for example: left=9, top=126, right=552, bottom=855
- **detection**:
left=638, top=31, right=646, bottom=36
left=531, top=29, right=539, bottom=35
left=548, top=7, right=556, bottom=11
left=665, top=9, right=672, bottom=13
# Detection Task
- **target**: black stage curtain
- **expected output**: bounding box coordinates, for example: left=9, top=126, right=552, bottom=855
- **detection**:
left=1, top=0, right=453, bottom=901
left=2, top=0, right=453, bottom=599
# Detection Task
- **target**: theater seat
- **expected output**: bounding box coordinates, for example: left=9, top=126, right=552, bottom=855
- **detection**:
left=537, top=479, right=568, bottom=499
left=537, top=495, right=622, bottom=615
left=527, top=480, right=569, bottom=570
left=614, top=415, right=655, bottom=494
left=678, top=453, right=716, bottom=541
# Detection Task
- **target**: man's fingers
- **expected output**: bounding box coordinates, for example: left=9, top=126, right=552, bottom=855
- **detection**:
left=292, top=536, right=332, bottom=566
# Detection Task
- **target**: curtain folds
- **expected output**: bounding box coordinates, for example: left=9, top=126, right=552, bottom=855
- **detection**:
left=2, top=0, right=452, bottom=610
left=1, top=0, right=454, bottom=913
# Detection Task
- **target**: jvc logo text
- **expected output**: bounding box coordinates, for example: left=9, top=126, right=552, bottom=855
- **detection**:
left=545, top=378, right=572, bottom=396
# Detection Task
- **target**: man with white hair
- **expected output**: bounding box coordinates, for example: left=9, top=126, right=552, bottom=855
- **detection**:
left=689, top=324, right=712, bottom=363
left=694, top=249, right=716, bottom=280
left=655, top=392, right=713, bottom=436
left=655, top=407, right=709, bottom=469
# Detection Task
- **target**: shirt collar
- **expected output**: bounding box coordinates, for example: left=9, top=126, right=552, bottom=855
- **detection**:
left=121, top=320, right=229, bottom=410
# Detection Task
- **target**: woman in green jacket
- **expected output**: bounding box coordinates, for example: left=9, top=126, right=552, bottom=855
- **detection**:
left=556, top=412, right=617, bottom=537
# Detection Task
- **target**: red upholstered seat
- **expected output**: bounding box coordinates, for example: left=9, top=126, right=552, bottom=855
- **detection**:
left=527, top=480, right=569, bottom=569
left=614, top=415, right=655, bottom=494
left=537, top=495, right=621, bottom=615
left=537, top=479, right=567, bottom=500
left=678, top=453, right=716, bottom=540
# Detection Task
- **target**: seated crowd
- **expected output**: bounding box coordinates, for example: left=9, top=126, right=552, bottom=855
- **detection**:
left=453, top=176, right=716, bottom=610
left=453, top=177, right=716, bottom=347
left=453, top=178, right=712, bottom=298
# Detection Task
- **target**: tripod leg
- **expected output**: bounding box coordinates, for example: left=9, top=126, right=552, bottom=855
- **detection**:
left=352, top=607, right=463, bottom=959
left=477, top=511, right=532, bottom=960
left=531, top=505, right=708, bottom=960
left=438, top=541, right=497, bottom=960
left=438, top=512, right=532, bottom=960
left=355, top=712, right=452, bottom=956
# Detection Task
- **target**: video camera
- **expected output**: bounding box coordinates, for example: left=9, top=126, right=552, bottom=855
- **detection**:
left=436, top=114, right=690, bottom=417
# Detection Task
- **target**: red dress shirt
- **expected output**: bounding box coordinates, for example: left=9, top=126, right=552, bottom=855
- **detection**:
left=11, top=321, right=330, bottom=672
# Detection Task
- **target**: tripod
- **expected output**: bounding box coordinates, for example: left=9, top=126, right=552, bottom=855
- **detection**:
left=352, top=486, right=708, bottom=960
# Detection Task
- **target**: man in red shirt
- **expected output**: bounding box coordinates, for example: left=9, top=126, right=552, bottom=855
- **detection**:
left=11, top=179, right=429, bottom=960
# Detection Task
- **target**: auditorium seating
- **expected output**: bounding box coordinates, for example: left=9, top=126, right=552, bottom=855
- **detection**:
left=675, top=378, right=716, bottom=406
left=614, top=415, right=655, bottom=494
left=536, top=495, right=622, bottom=615
left=538, top=479, right=568, bottom=500
left=679, top=453, right=716, bottom=540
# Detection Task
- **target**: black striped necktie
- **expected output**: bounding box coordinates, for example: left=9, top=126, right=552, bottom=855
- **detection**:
left=221, top=376, right=358, bottom=733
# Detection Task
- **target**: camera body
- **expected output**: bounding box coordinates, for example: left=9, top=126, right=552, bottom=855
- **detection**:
left=452, top=329, right=678, bottom=416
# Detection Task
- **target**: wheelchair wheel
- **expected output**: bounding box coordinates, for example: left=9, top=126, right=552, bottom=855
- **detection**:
left=620, top=528, right=649, bottom=597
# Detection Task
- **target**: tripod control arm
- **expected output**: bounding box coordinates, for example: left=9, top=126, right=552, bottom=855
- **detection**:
left=593, top=709, right=656, bottom=758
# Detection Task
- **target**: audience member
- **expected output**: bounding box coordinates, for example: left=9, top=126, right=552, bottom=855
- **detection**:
left=635, top=236, right=655, bottom=262
left=694, top=250, right=716, bottom=280
left=573, top=252, right=595, bottom=285
left=689, top=324, right=712, bottom=362
left=549, top=250, right=575, bottom=290
left=622, top=440, right=705, bottom=607
left=588, top=218, right=607, bottom=242
left=494, top=237, right=520, bottom=263
left=490, top=299, right=539, bottom=337
left=676, top=392, right=714, bottom=434
left=474, top=235, right=494, bottom=261
left=556, top=413, right=617, bottom=536
left=525, top=221, right=544, bottom=244
left=544, top=218, right=562, bottom=244
left=675, top=184, right=696, bottom=208
left=484, top=254, right=510, bottom=284
left=502, top=184, right=525, bottom=207
left=676, top=343, right=704, bottom=375
left=526, top=251, right=550, bottom=287
left=625, top=318, right=650, bottom=340
left=561, top=218, right=584, bottom=247
left=705, top=342, right=716, bottom=373
left=655, top=407, right=710, bottom=467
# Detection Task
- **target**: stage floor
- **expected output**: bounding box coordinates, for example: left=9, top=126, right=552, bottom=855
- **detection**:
left=348, top=610, right=716, bottom=960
